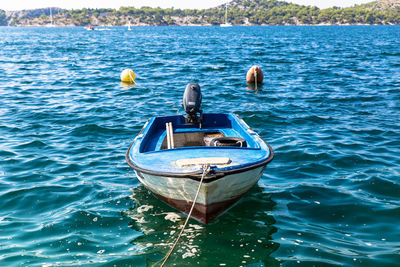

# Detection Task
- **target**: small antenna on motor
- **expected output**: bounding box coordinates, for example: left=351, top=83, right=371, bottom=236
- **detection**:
left=182, top=83, right=202, bottom=127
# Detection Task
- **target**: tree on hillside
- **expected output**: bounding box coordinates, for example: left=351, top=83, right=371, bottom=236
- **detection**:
left=0, top=10, right=7, bottom=25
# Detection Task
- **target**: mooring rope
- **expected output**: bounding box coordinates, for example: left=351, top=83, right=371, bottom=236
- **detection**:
left=128, top=70, right=135, bottom=84
left=254, top=68, right=258, bottom=90
left=161, top=164, right=211, bottom=267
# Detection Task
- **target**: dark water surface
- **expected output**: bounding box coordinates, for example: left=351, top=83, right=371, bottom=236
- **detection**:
left=0, top=26, right=399, bottom=266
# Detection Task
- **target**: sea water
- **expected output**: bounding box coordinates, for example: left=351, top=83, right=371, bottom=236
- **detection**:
left=0, top=26, right=399, bottom=266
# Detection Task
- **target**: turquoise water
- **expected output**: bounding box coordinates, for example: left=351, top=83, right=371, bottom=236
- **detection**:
left=0, top=26, right=399, bottom=266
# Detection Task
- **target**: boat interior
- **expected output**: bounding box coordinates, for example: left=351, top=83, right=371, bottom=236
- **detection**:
left=160, top=131, right=224, bottom=149
left=139, top=114, right=258, bottom=153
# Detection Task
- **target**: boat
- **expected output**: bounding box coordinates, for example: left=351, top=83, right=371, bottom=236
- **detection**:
left=85, top=25, right=95, bottom=31
left=128, top=21, right=132, bottom=31
left=46, top=7, right=56, bottom=27
left=220, top=3, right=233, bottom=27
left=126, top=83, right=274, bottom=223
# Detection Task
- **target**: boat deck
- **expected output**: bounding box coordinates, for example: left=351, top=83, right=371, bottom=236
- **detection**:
left=127, top=113, right=272, bottom=174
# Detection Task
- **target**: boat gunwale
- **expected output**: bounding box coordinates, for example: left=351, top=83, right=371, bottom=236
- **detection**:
left=126, top=134, right=274, bottom=182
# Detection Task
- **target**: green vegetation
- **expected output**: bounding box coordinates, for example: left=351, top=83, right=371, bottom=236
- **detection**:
left=0, top=10, right=7, bottom=26
left=3, top=0, right=400, bottom=26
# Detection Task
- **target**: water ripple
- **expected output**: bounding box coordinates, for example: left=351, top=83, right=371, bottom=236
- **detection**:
left=0, top=26, right=399, bottom=265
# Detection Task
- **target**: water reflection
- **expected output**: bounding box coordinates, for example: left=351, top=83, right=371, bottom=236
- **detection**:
left=120, top=81, right=136, bottom=90
left=124, top=185, right=280, bottom=266
left=246, top=83, right=264, bottom=91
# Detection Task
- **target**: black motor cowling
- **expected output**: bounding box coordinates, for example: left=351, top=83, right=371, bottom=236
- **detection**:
left=183, top=83, right=202, bottom=124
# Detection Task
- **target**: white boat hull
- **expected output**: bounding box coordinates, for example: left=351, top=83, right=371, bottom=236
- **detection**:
left=134, top=166, right=266, bottom=223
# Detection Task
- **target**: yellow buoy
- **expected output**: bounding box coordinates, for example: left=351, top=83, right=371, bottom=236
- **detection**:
left=120, top=69, right=136, bottom=83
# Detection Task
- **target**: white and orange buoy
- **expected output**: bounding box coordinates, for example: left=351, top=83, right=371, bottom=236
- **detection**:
left=246, top=65, right=264, bottom=84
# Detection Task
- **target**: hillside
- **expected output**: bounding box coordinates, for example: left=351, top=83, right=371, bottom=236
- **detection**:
left=2, top=0, right=400, bottom=26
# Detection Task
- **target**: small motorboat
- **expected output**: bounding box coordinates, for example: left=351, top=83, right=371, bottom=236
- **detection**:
left=85, top=25, right=95, bottom=31
left=126, top=83, right=274, bottom=223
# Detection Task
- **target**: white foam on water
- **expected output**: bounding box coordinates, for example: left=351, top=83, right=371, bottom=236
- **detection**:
left=137, top=205, right=153, bottom=213
left=164, top=212, right=181, bottom=222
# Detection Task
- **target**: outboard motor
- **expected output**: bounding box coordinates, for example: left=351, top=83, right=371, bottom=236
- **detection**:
left=183, top=83, right=202, bottom=127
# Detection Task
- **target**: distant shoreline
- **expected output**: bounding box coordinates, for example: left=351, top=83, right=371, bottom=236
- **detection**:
left=5, top=23, right=397, bottom=27
left=3, top=1, right=400, bottom=27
